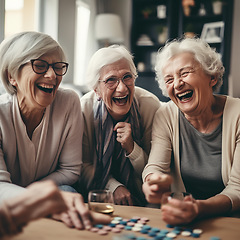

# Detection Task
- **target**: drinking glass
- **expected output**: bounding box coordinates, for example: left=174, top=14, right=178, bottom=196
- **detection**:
left=88, top=189, right=114, bottom=214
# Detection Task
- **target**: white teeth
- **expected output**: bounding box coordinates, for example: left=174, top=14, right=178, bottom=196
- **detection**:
left=178, top=90, right=191, bottom=98
left=38, top=84, right=54, bottom=89
left=114, top=95, right=127, bottom=99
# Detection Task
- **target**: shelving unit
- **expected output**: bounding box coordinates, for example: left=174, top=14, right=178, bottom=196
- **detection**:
left=131, top=0, right=233, bottom=100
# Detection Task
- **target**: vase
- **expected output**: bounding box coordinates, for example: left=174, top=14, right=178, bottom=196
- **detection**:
left=212, top=1, right=223, bottom=15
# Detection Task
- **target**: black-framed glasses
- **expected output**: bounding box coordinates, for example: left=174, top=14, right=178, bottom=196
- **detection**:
left=30, top=59, right=69, bottom=76
left=99, top=73, right=137, bottom=89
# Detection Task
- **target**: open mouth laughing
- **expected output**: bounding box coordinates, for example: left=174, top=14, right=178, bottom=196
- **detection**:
left=37, top=83, right=54, bottom=94
left=177, top=90, right=193, bottom=101
left=113, top=95, right=128, bottom=105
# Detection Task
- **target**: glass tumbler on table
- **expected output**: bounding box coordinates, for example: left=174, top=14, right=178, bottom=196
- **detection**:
left=88, top=189, right=114, bottom=214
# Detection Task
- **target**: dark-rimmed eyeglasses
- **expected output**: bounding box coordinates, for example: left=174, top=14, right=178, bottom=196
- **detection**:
left=30, top=59, right=69, bottom=76
left=99, top=73, right=137, bottom=89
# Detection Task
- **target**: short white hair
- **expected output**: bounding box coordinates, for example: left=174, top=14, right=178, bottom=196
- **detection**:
left=155, top=37, right=225, bottom=97
left=86, top=45, right=137, bottom=90
left=0, top=31, right=66, bottom=95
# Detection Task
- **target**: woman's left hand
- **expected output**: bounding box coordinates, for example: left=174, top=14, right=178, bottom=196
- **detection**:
left=161, top=196, right=199, bottom=225
left=114, top=122, right=134, bottom=155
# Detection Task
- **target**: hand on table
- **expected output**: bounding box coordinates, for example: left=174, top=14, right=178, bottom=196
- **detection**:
left=113, top=186, right=133, bottom=206
left=1, top=180, right=68, bottom=236
left=161, top=195, right=199, bottom=225
left=142, top=173, right=173, bottom=204
left=114, top=122, right=134, bottom=155
left=52, top=191, right=111, bottom=229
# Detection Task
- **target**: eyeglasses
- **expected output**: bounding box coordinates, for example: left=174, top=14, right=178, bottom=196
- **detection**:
left=30, top=59, right=69, bottom=76
left=99, top=73, right=137, bottom=89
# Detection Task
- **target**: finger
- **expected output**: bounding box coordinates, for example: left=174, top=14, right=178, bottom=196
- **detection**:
left=127, top=196, right=133, bottom=206
left=53, top=212, right=74, bottom=228
left=90, top=211, right=111, bottom=225
left=114, top=122, right=126, bottom=131
left=74, top=195, right=92, bottom=230
left=67, top=208, right=84, bottom=229
left=148, top=174, right=172, bottom=186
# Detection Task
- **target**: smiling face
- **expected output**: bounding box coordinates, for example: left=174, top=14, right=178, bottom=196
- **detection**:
left=95, top=59, right=135, bottom=121
left=9, top=51, right=63, bottom=111
left=163, top=52, right=217, bottom=116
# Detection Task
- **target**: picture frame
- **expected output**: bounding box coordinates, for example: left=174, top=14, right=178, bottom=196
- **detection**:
left=201, top=21, right=224, bottom=43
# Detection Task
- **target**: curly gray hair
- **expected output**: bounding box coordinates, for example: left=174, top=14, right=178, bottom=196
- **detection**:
left=155, top=37, right=225, bottom=97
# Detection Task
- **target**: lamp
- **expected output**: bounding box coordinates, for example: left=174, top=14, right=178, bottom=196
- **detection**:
left=95, top=13, right=124, bottom=46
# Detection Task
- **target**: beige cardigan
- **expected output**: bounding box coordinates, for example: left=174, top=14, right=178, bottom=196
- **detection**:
left=143, top=96, right=240, bottom=211
left=79, top=87, right=161, bottom=195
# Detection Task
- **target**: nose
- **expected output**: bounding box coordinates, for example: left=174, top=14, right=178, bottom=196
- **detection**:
left=44, top=66, right=56, bottom=79
left=173, top=77, right=184, bottom=89
left=116, top=79, right=127, bottom=91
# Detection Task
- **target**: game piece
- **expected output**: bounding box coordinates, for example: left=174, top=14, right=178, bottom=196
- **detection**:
left=98, top=229, right=108, bottom=235
left=132, top=226, right=142, bottom=232
left=166, top=232, right=177, bottom=238
left=181, top=231, right=191, bottom=237
left=112, top=227, right=122, bottom=233
left=210, top=237, right=221, bottom=240
left=90, top=227, right=99, bottom=232
left=193, top=229, right=203, bottom=234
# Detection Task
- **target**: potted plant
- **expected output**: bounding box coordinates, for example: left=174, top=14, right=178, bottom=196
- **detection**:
left=142, top=7, right=153, bottom=19
left=184, top=23, right=196, bottom=38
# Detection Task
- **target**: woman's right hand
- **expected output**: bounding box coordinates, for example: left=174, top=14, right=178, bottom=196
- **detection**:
left=113, top=186, right=133, bottom=206
left=52, top=191, right=111, bottom=229
left=142, top=173, right=173, bottom=204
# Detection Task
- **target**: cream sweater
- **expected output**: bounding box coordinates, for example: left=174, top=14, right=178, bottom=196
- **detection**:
left=143, top=96, right=240, bottom=211
left=0, top=89, right=83, bottom=203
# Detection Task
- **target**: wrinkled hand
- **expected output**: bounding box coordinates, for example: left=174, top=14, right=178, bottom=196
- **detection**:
left=114, top=122, right=134, bottom=155
left=161, top=195, right=199, bottom=225
left=113, top=186, right=133, bottom=205
left=5, top=180, right=68, bottom=235
left=52, top=191, right=111, bottom=229
left=142, top=173, right=173, bottom=204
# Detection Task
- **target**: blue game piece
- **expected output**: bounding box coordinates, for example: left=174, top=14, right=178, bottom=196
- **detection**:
left=142, top=225, right=151, bottom=231
left=94, top=224, right=103, bottom=229
left=140, top=229, right=149, bottom=234
left=125, top=226, right=132, bottom=231
left=151, top=227, right=160, bottom=233
left=148, top=231, right=157, bottom=237
left=210, top=237, right=221, bottom=240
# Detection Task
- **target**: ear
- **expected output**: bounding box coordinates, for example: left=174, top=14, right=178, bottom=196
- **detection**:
left=94, top=88, right=102, bottom=101
left=210, top=75, right=217, bottom=87
left=7, top=72, right=17, bottom=87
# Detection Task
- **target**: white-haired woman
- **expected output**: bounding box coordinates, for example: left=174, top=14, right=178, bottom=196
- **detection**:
left=0, top=31, right=110, bottom=230
left=77, top=45, right=161, bottom=206
left=142, top=37, right=240, bottom=224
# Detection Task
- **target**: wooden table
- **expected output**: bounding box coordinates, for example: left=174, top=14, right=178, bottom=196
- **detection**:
left=6, top=205, right=240, bottom=240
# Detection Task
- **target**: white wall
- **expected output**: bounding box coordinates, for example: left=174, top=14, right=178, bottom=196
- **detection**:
left=229, top=0, right=240, bottom=97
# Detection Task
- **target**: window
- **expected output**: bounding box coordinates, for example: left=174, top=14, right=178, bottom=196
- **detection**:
left=4, top=0, right=39, bottom=38
left=74, top=0, right=90, bottom=85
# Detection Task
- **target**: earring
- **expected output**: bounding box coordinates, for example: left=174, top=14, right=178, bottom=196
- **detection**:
left=97, top=95, right=101, bottom=101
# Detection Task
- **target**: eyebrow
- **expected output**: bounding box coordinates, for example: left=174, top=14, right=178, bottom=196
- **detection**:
left=164, top=66, right=194, bottom=77
left=104, top=71, right=132, bottom=79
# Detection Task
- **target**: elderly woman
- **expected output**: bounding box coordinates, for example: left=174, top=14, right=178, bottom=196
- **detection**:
left=142, top=37, right=240, bottom=225
left=77, top=45, right=160, bottom=206
left=0, top=31, right=110, bottom=229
